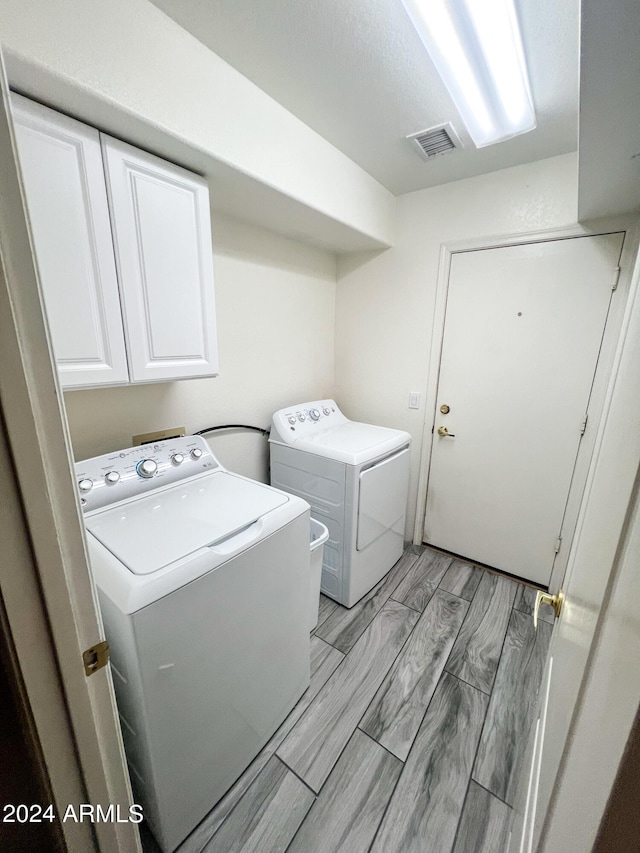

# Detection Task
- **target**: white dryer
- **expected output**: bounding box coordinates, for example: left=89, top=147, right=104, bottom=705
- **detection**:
left=75, top=436, right=310, bottom=852
left=270, top=400, right=411, bottom=608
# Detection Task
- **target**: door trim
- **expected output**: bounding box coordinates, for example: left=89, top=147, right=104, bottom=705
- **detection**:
left=0, top=416, right=94, bottom=852
left=413, top=220, right=639, bottom=593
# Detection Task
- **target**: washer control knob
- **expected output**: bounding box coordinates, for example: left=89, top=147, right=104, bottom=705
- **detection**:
left=190, top=448, right=203, bottom=460
left=104, top=471, right=120, bottom=485
left=287, top=415, right=297, bottom=425
left=171, top=453, right=185, bottom=466
left=78, top=478, right=94, bottom=492
left=136, top=459, right=158, bottom=479
left=323, top=406, right=331, bottom=416
left=297, top=412, right=306, bottom=422
left=310, top=408, right=321, bottom=421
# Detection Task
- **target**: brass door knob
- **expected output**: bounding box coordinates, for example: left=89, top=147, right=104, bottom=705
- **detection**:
left=437, top=426, right=455, bottom=437
left=440, top=404, right=450, bottom=414
left=534, top=590, right=564, bottom=629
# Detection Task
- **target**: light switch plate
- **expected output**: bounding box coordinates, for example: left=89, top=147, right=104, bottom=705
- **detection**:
left=409, top=392, right=420, bottom=409
left=133, top=426, right=186, bottom=446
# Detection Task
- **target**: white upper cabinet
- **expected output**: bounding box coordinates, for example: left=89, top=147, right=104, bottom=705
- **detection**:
left=11, top=94, right=129, bottom=388
left=11, top=96, right=218, bottom=389
left=101, top=136, right=218, bottom=383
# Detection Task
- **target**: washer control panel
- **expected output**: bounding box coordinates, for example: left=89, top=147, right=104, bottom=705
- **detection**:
left=75, top=436, right=219, bottom=513
left=270, top=399, right=348, bottom=443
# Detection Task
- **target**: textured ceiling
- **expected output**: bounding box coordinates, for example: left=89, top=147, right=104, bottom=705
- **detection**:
left=149, top=0, right=579, bottom=195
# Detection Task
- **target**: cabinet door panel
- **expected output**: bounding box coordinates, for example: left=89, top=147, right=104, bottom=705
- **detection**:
left=102, top=136, right=218, bottom=382
left=11, top=95, right=129, bottom=388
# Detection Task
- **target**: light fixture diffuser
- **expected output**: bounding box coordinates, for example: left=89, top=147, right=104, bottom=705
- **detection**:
left=401, top=0, right=536, bottom=147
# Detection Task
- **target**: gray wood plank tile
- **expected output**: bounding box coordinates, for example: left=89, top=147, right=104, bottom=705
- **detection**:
left=445, top=572, right=518, bottom=694
left=371, top=672, right=488, bottom=853
left=202, top=756, right=314, bottom=853
left=315, top=594, right=341, bottom=632
left=360, top=588, right=469, bottom=760
left=513, top=584, right=555, bottom=624
left=176, top=637, right=343, bottom=852
left=473, top=609, right=553, bottom=805
left=288, top=729, right=402, bottom=853
left=390, top=548, right=453, bottom=612
left=453, top=781, right=512, bottom=853
left=314, top=550, right=419, bottom=653
left=440, top=560, right=484, bottom=601
left=277, top=601, right=419, bottom=792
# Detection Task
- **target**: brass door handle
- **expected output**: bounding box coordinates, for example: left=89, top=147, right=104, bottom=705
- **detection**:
left=437, top=426, right=455, bottom=437
left=534, top=589, right=564, bottom=629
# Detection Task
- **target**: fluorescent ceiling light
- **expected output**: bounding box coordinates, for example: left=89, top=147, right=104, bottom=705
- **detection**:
left=401, top=0, right=536, bottom=147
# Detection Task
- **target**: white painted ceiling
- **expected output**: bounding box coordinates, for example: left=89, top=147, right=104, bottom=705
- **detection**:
left=149, top=0, right=579, bottom=195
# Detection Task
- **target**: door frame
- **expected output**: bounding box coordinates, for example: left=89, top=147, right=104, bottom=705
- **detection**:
left=413, top=220, right=639, bottom=592
left=0, top=54, right=140, bottom=852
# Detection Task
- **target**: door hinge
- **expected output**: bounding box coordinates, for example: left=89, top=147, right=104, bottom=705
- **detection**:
left=554, top=535, right=563, bottom=554
left=580, top=414, right=588, bottom=435
left=83, top=641, right=110, bottom=676
left=612, top=266, right=621, bottom=291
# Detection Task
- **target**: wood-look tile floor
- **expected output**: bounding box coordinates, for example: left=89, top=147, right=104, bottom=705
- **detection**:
left=141, top=546, right=554, bottom=853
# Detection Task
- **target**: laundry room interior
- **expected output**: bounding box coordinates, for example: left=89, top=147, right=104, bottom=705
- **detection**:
left=1, top=1, right=640, bottom=853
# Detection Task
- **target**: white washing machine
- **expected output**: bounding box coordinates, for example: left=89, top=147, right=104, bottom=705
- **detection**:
left=270, top=400, right=411, bottom=608
left=75, top=436, right=310, bottom=852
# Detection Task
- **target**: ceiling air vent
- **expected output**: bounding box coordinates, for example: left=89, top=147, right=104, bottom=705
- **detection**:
left=407, top=123, right=462, bottom=161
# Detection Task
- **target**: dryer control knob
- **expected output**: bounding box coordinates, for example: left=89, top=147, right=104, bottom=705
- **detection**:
left=190, top=448, right=203, bottom=460
left=171, top=453, right=185, bottom=466
left=78, top=478, right=94, bottom=492
left=287, top=416, right=297, bottom=425
left=310, top=408, right=321, bottom=421
left=323, top=406, right=331, bottom=416
left=137, top=459, right=158, bottom=479
left=104, top=471, right=120, bottom=485
left=297, top=413, right=306, bottom=422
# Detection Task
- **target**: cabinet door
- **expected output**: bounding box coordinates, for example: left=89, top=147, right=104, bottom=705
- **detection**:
left=11, top=95, right=129, bottom=388
left=101, top=136, right=218, bottom=382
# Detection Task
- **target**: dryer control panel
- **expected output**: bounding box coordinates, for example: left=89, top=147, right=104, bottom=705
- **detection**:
left=75, top=436, right=219, bottom=513
left=270, top=399, right=348, bottom=443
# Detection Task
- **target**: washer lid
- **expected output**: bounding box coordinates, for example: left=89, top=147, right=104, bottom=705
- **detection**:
left=85, top=471, right=288, bottom=575
left=290, top=422, right=411, bottom=465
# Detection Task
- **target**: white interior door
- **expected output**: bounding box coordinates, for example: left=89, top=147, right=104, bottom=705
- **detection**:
left=0, top=64, right=140, bottom=853
left=509, top=234, right=640, bottom=853
left=424, top=234, right=624, bottom=585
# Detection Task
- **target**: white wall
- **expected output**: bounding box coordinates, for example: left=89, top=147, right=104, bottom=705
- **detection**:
left=335, top=152, right=579, bottom=538
left=64, top=213, right=336, bottom=482
left=54, top=151, right=581, bottom=538
left=0, top=0, right=395, bottom=252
